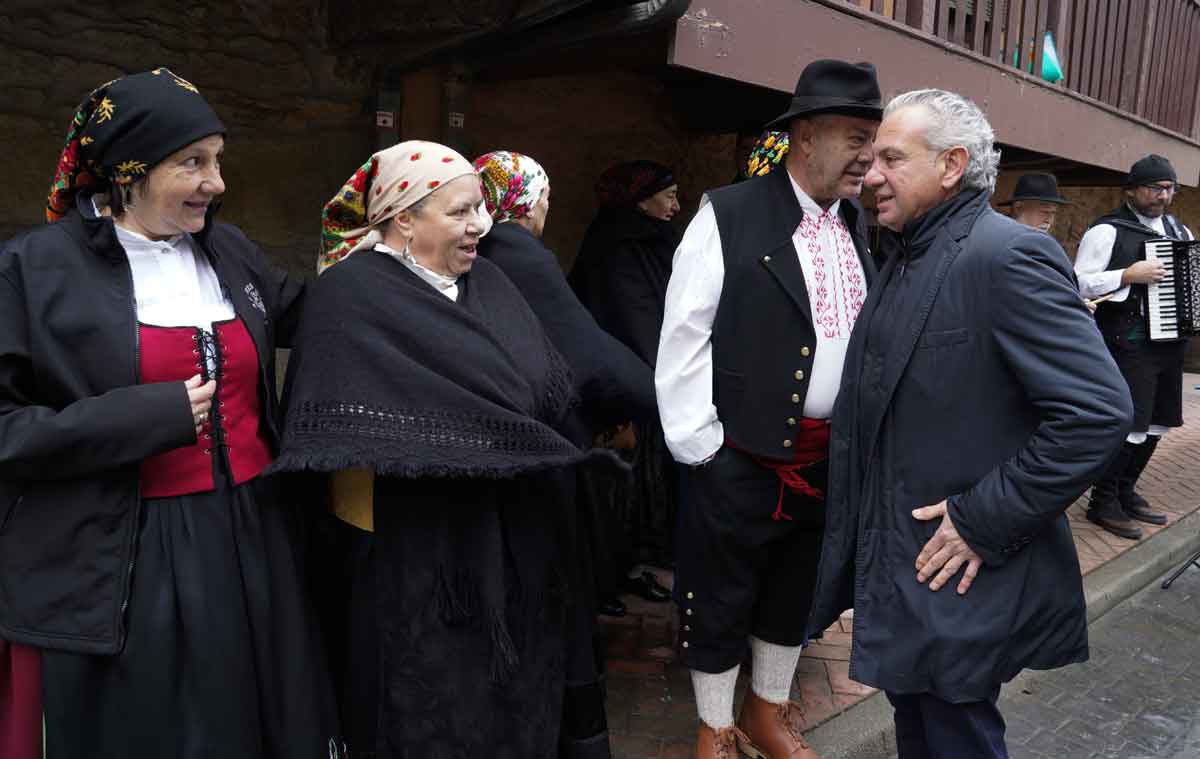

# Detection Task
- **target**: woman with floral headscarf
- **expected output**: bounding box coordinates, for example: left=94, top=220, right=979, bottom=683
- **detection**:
left=0, top=69, right=337, bottom=757
left=570, top=160, right=682, bottom=602
left=475, top=150, right=657, bottom=757
left=277, top=141, right=614, bottom=757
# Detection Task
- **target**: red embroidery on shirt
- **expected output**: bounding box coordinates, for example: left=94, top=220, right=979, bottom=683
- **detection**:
left=798, top=211, right=865, bottom=339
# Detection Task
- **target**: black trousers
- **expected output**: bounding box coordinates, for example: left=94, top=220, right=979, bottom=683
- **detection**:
left=887, top=687, right=1007, bottom=759
left=1107, top=337, right=1186, bottom=432
left=674, top=446, right=826, bottom=673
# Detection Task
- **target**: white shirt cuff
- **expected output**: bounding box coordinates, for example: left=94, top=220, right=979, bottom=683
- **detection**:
left=666, top=420, right=724, bottom=466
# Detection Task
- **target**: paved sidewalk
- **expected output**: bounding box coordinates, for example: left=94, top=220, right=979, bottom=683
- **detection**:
left=995, top=560, right=1200, bottom=759
left=603, top=375, right=1200, bottom=758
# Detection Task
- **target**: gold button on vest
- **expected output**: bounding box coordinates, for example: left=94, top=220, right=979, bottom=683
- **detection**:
left=791, top=393, right=801, bottom=403
left=783, top=439, right=793, bottom=448
left=794, top=370, right=805, bottom=380
left=801, top=346, right=811, bottom=357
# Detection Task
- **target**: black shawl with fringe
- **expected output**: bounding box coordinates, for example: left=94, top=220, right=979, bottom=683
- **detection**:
left=273, top=248, right=586, bottom=479
left=276, top=249, right=596, bottom=757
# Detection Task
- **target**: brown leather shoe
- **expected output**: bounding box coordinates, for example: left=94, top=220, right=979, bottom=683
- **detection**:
left=694, top=723, right=757, bottom=759
left=736, top=690, right=822, bottom=759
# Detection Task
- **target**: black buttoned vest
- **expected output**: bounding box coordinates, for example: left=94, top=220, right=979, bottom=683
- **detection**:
left=706, top=168, right=873, bottom=460
left=1090, top=204, right=1188, bottom=342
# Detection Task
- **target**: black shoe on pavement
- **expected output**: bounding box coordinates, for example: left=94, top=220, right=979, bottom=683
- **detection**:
left=1087, top=509, right=1143, bottom=540
left=598, top=595, right=627, bottom=617
left=1121, top=493, right=1168, bottom=525
left=621, top=571, right=672, bottom=603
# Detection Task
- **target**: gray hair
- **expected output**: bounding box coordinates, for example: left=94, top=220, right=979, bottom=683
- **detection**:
left=884, top=89, right=1001, bottom=193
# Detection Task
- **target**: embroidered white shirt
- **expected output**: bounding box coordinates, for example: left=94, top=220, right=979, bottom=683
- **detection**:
left=655, top=175, right=867, bottom=465
left=374, top=242, right=460, bottom=301
left=1074, top=207, right=1193, bottom=301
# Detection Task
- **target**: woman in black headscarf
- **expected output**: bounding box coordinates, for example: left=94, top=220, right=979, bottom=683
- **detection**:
left=0, top=69, right=338, bottom=758
left=571, top=161, right=682, bottom=597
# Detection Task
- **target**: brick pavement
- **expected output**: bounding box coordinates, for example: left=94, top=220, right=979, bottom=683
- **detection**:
left=603, top=375, right=1200, bottom=758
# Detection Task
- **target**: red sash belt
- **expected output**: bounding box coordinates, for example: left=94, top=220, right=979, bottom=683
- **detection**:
left=725, top=417, right=830, bottom=521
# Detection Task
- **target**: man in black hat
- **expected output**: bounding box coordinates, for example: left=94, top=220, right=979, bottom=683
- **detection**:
left=656, top=59, right=881, bottom=759
left=1075, top=154, right=1193, bottom=539
left=1000, top=172, right=1069, bottom=233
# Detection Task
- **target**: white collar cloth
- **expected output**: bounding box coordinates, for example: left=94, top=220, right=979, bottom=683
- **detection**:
left=374, top=242, right=460, bottom=301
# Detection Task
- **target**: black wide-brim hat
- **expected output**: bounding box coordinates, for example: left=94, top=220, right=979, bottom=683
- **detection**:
left=765, top=59, right=883, bottom=130
left=998, top=172, right=1070, bottom=205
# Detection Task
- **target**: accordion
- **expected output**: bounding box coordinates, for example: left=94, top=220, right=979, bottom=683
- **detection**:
left=1143, top=238, right=1200, bottom=341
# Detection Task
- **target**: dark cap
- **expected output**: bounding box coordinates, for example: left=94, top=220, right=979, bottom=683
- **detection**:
left=1125, top=154, right=1177, bottom=187
left=765, top=60, right=883, bottom=131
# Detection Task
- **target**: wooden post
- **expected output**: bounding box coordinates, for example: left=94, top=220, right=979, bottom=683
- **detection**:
left=1135, top=0, right=1159, bottom=115
left=906, top=0, right=936, bottom=33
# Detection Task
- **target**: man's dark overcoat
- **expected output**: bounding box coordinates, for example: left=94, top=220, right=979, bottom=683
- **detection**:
left=808, top=190, right=1133, bottom=702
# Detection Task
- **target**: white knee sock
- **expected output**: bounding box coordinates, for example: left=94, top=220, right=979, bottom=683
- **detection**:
left=750, top=635, right=802, bottom=704
left=691, top=665, right=740, bottom=729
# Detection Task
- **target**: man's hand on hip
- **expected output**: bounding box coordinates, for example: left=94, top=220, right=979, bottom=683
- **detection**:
left=912, top=500, right=983, bottom=595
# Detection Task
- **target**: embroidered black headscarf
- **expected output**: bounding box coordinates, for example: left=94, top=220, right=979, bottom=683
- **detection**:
left=46, top=67, right=225, bottom=222
left=594, top=160, right=675, bottom=210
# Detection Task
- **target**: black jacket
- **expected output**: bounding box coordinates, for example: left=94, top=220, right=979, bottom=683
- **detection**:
left=706, top=168, right=874, bottom=459
left=1090, top=204, right=1191, bottom=342
left=0, top=193, right=304, bottom=654
left=809, top=190, right=1132, bottom=701
left=570, top=208, right=678, bottom=367
left=480, top=222, right=656, bottom=432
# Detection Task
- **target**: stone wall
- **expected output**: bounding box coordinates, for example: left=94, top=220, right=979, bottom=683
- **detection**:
left=0, top=0, right=375, bottom=273
left=461, top=70, right=737, bottom=270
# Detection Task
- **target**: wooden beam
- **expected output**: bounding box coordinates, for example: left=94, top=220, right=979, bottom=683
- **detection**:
left=907, top=0, right=936, bottom=33
left=1007, top=0, right=1025, bottom=71
left=1119, top=0, right=1147, bottom=111
left=1033, top=0, right=1049, bottom=83
left=973, top=0, right=989, bottom=52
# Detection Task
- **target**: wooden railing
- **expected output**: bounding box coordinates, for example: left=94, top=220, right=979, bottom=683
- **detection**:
left=843, top=0, right=1200, bottom=138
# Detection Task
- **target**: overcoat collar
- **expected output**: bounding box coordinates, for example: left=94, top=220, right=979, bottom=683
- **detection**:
left=855, top=189, right=990, bottom=456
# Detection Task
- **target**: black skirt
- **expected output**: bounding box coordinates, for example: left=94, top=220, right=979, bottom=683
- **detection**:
left=314, top=475, right=569, bottom=759
left=41, top=474, right=340, bottom=759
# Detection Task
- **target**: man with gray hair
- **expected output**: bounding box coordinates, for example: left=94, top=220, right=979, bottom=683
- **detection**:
left=808, top=90, right=1132, bottom=757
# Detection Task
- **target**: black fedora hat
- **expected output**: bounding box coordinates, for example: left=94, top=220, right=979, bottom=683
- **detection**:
left=765, top=60, right=883, bottom=130
left=998, top=173, right=1070, bottom=206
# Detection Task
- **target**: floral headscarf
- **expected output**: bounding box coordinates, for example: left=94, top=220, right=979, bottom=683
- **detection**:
left=595, top=161, right=675, bottom=210
left=474, top=151, right=550, bottom=224
left=319, top=140, right=479, bottom=274
left=746, top=131, right=790, bottom=178
left=46, top=68, right=225, bottom=222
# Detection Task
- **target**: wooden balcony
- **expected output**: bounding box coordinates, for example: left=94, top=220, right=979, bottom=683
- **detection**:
left=845, top=0, right=1200, bottom=138
left=668, top=0, right=1200, bottom=183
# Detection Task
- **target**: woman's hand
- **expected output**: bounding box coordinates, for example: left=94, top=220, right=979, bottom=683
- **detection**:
left=185, top=374, right=217, bottom=436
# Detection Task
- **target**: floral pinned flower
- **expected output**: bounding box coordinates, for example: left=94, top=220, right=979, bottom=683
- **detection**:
left=746, top=130, right=789, bottom=178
